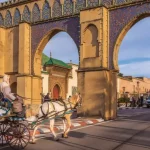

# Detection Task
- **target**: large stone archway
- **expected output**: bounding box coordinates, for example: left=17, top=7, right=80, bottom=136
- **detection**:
left=1, top=0, right=150, bottom=119
left=31, top=18, right=80, bottom=104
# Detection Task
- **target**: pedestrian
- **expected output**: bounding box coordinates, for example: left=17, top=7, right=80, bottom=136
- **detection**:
left=132, top=97, right=136, bottom=107
left=129, top=96, right=132, bottom=107
left=44, top=92, right=51, bottom=102
left=140, top=94, right=144, bottom=107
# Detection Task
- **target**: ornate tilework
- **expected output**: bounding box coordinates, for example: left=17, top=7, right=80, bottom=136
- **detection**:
left=102, top=0, right=113, bottom=7
left=32, top=3, right=40, bottom=22
left=5, top=10, right=12, bottom=27
left=75, top=0, right=86, bottom=13
left=13, top=8, right=21, bottom=25
left=109, top=3, right=150, bottom=69
left=0, top=13, right=4, bottom=26
left=115, top=0, right=126, bottom=5
left=63, top=0, right=73, bottom=16
left=22, top=5, right=31, bottom=22
left=87, top=0, right=99, bottom=7
left=42, top=1, right=50, bottom=20
left=52, top=0, right=62, bottom=18
left=31, top=17, right=80, bottom=74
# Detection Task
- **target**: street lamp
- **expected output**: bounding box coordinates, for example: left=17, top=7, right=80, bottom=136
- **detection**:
left=122, top=87, right=127, bottom=107
left=137, top=81, right=140, bottom=98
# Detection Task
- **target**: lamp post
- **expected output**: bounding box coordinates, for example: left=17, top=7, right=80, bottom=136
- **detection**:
left=122, top=87, right=127, bottom=107
left=137, top=81, right=140, bottom=98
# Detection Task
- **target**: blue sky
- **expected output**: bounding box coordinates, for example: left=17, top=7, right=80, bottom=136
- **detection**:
left=119, top=17, right=150, bottom=78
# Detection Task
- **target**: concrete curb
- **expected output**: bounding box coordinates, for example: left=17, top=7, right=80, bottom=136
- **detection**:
left=30, top=118, right=104, bottom=136
left=117, top=107, right=143, bottom=110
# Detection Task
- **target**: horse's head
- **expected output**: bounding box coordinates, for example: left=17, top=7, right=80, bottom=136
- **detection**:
left=69, top=93, right=82, bottom=109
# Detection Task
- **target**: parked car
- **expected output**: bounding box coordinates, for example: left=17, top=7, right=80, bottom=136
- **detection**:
left=146, top=99, right=150, bottom=108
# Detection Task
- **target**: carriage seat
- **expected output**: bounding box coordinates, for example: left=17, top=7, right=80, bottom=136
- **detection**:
left=0, top=92, right=25, bottom=117
left=0, top=92, right=12, bottom=109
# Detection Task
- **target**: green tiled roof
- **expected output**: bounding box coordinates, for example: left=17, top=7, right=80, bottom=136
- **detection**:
left=42, top=53, right=71, bottom=69
left=42, top=53, right=49, bottom=65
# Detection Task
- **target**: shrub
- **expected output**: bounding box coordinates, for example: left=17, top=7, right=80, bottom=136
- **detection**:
left=118, top=97, right=130, bottom=103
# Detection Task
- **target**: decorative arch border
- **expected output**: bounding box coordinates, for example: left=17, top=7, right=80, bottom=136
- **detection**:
left=22, top=5, right=31, bottom=22
left=0, top=13, right=4, bottom=26
left=109, top=2, right=150, bottom=70
left=32, top=3, right=41, bottom=22
left=42, top=0, right=51, bottom=20
left=31, top=17, right=80, bottom=75
left=13, top=8, right=21, bottom=26
left=0, top=0, right=116, bottom=28
left=83, top=23, right=98, bottom=34
left=82, top=23, right=99, bottom=44
left=113, top=14, right=150, bottom=70
left=5, top=10, right=12, bottom=27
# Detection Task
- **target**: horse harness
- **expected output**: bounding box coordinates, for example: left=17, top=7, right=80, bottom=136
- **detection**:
left=39, top=99, right=74, bottom=119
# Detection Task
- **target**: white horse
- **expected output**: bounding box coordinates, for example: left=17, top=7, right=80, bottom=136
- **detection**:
left=29, top=93, right=82, bottom=143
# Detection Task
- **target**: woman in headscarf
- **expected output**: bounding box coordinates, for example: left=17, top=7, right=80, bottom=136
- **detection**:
left=0, top=74, right=16, bottom=101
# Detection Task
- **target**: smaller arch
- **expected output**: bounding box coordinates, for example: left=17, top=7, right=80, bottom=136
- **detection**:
left=22, top=5, right=31, bottom=22
left=13, top=8, right=21, bottom=26
left=83, top=24, right=99, bottom=58
left=5, top=10, right=12, bottom=27
left=33, top=28, right=63, bottom=75
left=0, top=13, right=4, bottom=26
left=32, top=3, right=41, bottom=22
left=42, top=0, right=51, bottom=20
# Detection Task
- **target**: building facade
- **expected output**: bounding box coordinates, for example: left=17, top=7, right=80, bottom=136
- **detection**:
left=41, top=54, right=78, bottom=99
left=117, top=76, right=150, bottom=99
left=42, top=54, right=150, bottom=101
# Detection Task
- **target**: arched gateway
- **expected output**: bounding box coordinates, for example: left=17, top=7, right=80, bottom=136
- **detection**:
left=0, top=0, right=149, bottom=120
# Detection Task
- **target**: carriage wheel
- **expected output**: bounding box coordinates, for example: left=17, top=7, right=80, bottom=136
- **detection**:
left=6, top=123, right=30, bottom=150
left=0, top=121, right=10, bottom=145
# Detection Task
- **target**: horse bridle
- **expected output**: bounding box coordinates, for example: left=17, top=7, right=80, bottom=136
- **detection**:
left=68, top=94, right=82, bottom=110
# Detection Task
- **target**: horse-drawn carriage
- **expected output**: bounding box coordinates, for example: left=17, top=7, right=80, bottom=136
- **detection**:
left=0, top=92, right=82, bottom=150
left=0, top=92, right=30, bottom=150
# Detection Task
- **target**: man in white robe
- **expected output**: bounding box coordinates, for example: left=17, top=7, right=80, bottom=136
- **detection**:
left=0, top=75, right=16, bottom=101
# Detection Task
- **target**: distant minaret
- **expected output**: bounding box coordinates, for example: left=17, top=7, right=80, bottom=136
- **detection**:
left=50, top=51, right=52, bottom=58
left=70, top=60, right=72, bottom=64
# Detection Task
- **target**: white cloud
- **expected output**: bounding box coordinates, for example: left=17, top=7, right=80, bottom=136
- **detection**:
left=119, top=47, right=150, bottom=60
left=119, top=61, right=150, bottom=78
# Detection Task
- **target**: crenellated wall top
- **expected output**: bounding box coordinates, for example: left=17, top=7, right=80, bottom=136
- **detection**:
left=0, top=0, right=148, bottom=28
left=0, top=0, right=37, bottom=9
left=0, top=0, right=148, bottom=9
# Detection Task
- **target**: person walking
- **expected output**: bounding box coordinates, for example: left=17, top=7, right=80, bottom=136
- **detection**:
left=129, top=96, right=132, bottom=107
left=140, top=94, right=144, bottom=107
left=44, top=92, right=51, bottom=102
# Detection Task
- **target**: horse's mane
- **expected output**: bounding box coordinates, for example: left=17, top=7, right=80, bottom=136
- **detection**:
left=70, top=95, right=78, bottom=104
